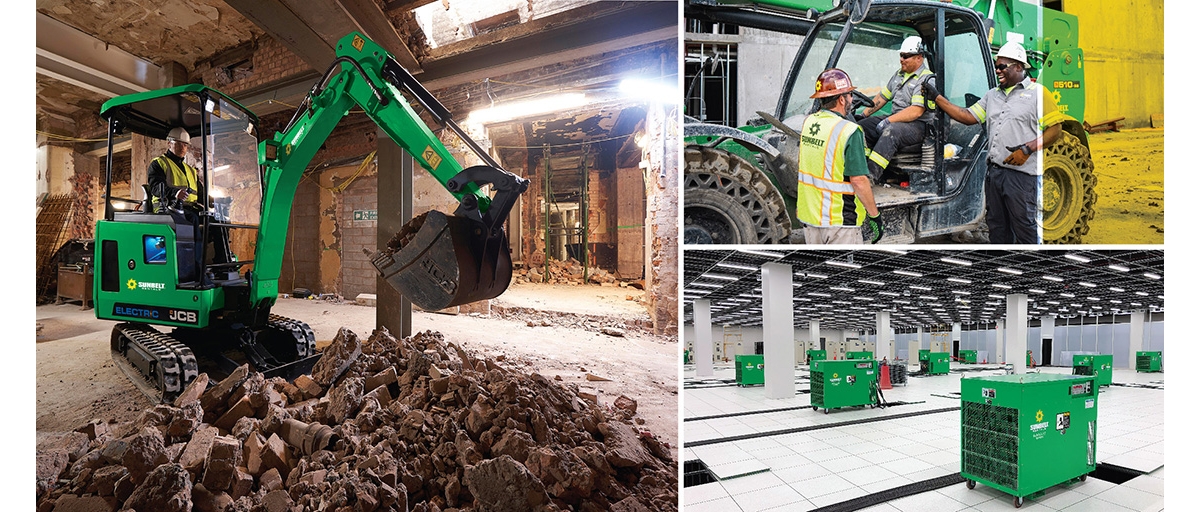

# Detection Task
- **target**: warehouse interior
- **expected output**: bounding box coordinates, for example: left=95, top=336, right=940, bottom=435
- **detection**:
left=681, top=249, right=1165, bottom=511
left=32, top=1, right=680, bottom=510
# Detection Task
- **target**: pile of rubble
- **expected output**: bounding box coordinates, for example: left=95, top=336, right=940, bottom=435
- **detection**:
left=513, top=260, right=626, bottom=287
left=36, top=328, right=677, bottom=511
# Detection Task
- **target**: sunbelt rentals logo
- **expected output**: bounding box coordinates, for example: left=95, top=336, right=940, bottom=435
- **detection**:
left=126, top=279, right=165, bottom=292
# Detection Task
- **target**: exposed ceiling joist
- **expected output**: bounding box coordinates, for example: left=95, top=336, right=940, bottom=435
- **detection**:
left=384, top=0, right=438, bottom=11
left=35, top=12, right=162, bottom=98
left=418, top=1, right=677, bottom=90
left=222, top=0, right=338, bottom=72
left=334, top=0, right=423, bottom=72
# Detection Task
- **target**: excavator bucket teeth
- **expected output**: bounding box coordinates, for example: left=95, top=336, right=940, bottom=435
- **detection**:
left=370, top=210, right=512, bottom=311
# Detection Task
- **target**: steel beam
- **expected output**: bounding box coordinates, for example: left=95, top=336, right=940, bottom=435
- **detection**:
left=223, top=0, right=337, bottom=72
left=36, top=13, right=161, bottom=97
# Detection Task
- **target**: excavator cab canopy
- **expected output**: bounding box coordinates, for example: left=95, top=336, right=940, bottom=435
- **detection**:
left=99, top=84, right=263, bottom=232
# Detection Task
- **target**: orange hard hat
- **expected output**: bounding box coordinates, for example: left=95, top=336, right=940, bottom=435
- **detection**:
left=811, top=68, right=857, bottom=99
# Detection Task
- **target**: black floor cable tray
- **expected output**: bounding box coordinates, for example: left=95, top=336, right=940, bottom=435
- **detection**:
left=806, top=473, right=965, bottom=512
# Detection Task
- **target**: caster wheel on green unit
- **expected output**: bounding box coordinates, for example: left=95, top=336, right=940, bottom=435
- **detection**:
left=1014, top=496, right=1024, bottom=508
left=966, top=480, right=976, bottom=490
left=812, top=405, right=818, bottom=411
left=824, top=408, right=829, bottom=414
left=1080, top=474, right=1087, bottom=482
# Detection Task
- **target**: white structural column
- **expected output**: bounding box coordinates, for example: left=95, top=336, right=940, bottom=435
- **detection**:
left=1129, top=310, right=1145, bottom=370
left=996, top=320, right=1006, bottom=363
left=875, top=311, right=891, bottom=360
left=952, top=323, right=962, bottom=354
left=809, top=320, right=821, bottom=350
left=762, top=263, right=795, bottom=399
left=694, top=300, right=714, bottom=377
left=1006, top=294, right=1029, bottom=374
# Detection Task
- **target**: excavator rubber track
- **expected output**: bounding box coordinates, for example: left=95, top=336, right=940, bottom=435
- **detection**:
left=110, top=323, right=200, bottom=404
left=266, top=314, right=317, bottom=359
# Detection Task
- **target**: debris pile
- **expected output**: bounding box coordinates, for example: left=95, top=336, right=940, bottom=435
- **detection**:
left=514, top=260, right=626, bottom=287
left=36, top=328, right=677, bottom=511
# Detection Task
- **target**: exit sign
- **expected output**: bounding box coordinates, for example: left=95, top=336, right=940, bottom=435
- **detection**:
left=353, top=210, right=377, bottom=221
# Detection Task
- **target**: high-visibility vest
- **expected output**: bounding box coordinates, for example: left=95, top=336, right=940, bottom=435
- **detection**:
left=796, top=110, right=867, bottom=227
left=153, top=155, right=199, bottom=204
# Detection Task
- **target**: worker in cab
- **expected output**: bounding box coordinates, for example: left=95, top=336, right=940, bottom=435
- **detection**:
left=922, top=41, right=1068, bottom=244
left=858, top=36, right=937, bottom=184
left=148, top=127, right=204, bottom=212
left=796, top=69, right=884, bottom=244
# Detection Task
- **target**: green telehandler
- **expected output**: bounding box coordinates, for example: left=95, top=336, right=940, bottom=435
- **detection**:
left=94, top=32, right=528, bottom=403
left=684, top=0, right=1095, bottom=244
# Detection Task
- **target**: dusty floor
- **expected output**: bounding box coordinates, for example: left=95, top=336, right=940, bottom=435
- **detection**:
left=1079, top=128, right=1165, bottom=244
left=35, top=281, right=678, bottom=451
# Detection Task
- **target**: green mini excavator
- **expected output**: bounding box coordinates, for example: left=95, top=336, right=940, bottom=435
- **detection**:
left=94, top=32, right=528, bottom=402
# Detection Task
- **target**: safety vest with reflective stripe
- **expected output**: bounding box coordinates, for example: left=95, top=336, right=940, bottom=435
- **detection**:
left=796, top=110, right=867, bottom=227
left=153, top=155, right=199, bottom=204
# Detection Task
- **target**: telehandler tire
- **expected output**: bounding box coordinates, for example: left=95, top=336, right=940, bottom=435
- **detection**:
left=1041, top=132, right=1097, bottom=244
left=684, top=146, right=790, bottom=244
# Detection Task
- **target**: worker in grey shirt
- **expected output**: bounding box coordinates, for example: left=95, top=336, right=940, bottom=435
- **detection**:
left=859, top=36, right=937, bottom=183
left=922, top=41, right=1068, bottom=244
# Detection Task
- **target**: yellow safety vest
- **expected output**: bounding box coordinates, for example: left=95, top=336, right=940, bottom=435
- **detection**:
left=796, top=110, right=868, bottom=227
left=153, top=155, right=200, bottom=204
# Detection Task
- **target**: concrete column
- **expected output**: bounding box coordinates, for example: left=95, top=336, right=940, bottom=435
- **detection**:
left=1129, top=310, right=1145, bottom=370
left=375, top=128, right=412, bottom=337
left=809, top=320, right=821, bottom=350
left=875, top=311, right=890, bottom=360
left=762, top=263, right=794, bottom=399
left=996, top=320, right=1005, bottom=363
left=1007, top=294, right=1029, bottom=373
left=695, top=300, right=714, bottom=377
left=952, top=322, right=962, bottom=354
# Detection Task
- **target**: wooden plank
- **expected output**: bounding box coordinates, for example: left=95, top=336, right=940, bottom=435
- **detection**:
left=616, top=166, right=644, bottom=280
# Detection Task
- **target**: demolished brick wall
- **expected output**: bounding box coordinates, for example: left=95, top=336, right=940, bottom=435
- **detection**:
left=37, top=328, right=677, bottom=512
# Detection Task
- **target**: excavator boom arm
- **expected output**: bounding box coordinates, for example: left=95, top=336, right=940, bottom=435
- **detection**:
left=250, top=32, right=524, bottom=314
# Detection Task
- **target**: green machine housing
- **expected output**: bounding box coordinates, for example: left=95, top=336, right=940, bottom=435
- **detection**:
left=921, top=351, right=950, bottom=375
left=847, top=351, right=874, bottom=360
left=961, top=374, right=1098, bottom=506
left=736, top=354, right=765, bottom=386
left=918, top=349, right=931, bottom=363
left=960, top=350, right=978, bottom=364
left=684, top=349, right=692, bottom=365
left=810, top=359, right=879, bottom=413
left=806, top=349, right=826, bottom=365
left=1136, top=351, right=1162, bottom=373
left=1072, top=354, right=1113, bottom=386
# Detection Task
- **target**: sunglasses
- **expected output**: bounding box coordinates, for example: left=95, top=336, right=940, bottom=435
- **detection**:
left=995, top=62, right=1012, bottom=71
left=900, top=53, right=919, bottom=60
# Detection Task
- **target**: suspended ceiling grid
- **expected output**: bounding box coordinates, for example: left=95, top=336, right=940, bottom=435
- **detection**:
left=683, top=250, right=1165, bottom=331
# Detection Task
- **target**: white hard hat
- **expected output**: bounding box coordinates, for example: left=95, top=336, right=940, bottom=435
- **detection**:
left=996, top=40, right=1028, bottom=68
left=899, top=36, right=923, bottom=55
left=167, top=127, right=191, bottom=144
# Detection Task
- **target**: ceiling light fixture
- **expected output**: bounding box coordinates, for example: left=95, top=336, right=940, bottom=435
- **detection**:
left=716, top=262, right=758, bottom=271
left=1065, top=254, right=1092, bottom=263
left=946, top=277, right=971, bottom=284
left=1108, top=264, right=1130, bottom=272
left=940, top=257, right=972, bottom=266
left=858, top=279, right=885, bottom=285
left=1042, top=275, right=1064, bottom=282
left=997, top=267, right=1023, bottom=275
left=1144, top=272, right=1162, bottom=280
left=826, top=260, right=863, bottom=269
left=1079, top=282, right=1097, bottom=288
left=893, top=270, right=923, bottom=277
left=701, top=273, right=739, bottom=281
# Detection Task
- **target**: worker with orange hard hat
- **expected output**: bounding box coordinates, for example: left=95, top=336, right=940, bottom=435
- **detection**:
left=795, top=68, right=884, bottom=244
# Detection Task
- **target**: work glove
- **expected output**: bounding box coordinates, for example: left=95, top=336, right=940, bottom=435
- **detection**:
left=921, top=76, right=941, bottom=101
left=866, top=214, right=885, bottom=244
left=1004, top=144, right=1033, bottom=166
left=877, top=118, right=892, bottom=134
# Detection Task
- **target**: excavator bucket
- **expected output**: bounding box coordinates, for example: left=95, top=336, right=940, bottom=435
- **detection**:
left=370, top=210, right=513, bottom=311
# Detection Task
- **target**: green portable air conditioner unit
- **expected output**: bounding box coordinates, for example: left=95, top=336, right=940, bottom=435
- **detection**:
left=1136, top=351, right=1162, bottom=373
left=806, top=349, right=826, bottom=365
left=1072, top=354, right=1113, bottom=386
left=960, top=374, right=1098, bottom=507
left=735, top=354, right=764, bottom=386
left=809, top=359, right=879, bottom=413
left=960, top=350, right=978, bottom=364
left=928, top=352, right=951, bottom=375
left=847, top=351, right=874, bottom=360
